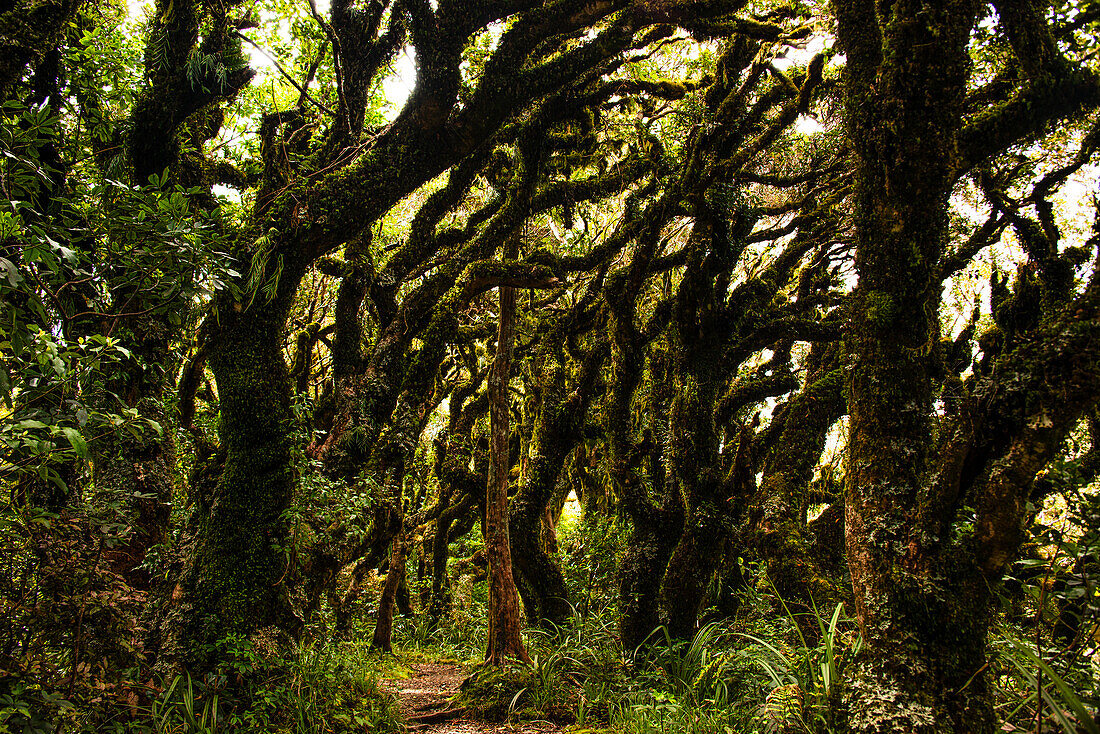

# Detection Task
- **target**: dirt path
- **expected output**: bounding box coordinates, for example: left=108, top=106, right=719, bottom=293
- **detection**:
left=385, top=662, right=566, bottom=734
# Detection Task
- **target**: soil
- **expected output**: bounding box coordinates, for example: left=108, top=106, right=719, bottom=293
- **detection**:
left=386, top=662, right=566, bottom=734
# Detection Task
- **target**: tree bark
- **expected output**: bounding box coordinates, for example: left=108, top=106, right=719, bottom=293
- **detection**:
left=371, top=529, right=406, bottom=653
left=832, top=0, right=1100, bottom=723
left=484, top=247, right=530, bottom=666
left=658, top=341, right=729, bottom=639
left=0, top=0, right=80, bottom=104
left=510, top=340, right=605, bottom=627
left=164, top=272, right=303, bottom=667
left=619, top=507, right=681, bottom=651
left=834, top=1, right=994, bottom=729
left=754, top=344, right=845, bottom=610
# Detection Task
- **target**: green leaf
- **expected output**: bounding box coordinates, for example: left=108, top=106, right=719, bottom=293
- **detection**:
left=0, top=257, right=22, bottom=286
left=61, top=427, right=89, bottom=459
left=0, top=368, right=10, bottom=409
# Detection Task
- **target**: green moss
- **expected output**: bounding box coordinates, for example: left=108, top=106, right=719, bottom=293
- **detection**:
left=458, top=663, right=574, bottom=722
left=864, top=290, right=896, bottom=329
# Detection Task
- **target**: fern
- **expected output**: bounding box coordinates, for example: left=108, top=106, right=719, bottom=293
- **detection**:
left=244, top=228, right=279, bottom=307
left=145, top=26, right=170, bottom=80
left=262, top=253, right=285, bottom=302
left=759, top=683, right=805, bottom=734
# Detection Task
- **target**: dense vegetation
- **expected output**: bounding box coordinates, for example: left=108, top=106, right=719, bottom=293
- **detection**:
left=1, top=0, right=1099, bottom=731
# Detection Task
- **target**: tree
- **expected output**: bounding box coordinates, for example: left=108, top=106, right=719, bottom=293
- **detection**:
left=4, top=1, right=1099, bottom=729
left=834, top=0, right=1100, bottom=728
left=484, top=229, right=530, bottom=666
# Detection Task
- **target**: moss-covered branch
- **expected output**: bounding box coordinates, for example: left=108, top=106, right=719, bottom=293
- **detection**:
left=0, top=0, right=79, bottom=103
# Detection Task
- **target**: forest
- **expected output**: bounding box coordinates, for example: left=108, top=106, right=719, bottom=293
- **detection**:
left=1, top=0, right=1099, bottom=731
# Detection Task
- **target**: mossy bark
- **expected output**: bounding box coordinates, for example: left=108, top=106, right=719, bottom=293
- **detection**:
left=0, top=0, right=79, bottom=104
left=835, top=1, right=994, bottom=728
left=658, top=359, right=727, bottom=639
left=619, top=506, right=682, bottom=652
left=371, top=529, right=406, bottom=653
left=485, top=261, right=529, bottom=666
left=510, top=341, right=604, bottom=627
left=94, top=395, right=175, bottom=589
left=509, top=509, right=570, bottom=627
left=84, top=308, right=181, bottom=589
left=659, top=211, right=747, bottom=640
left=754, top=347, right=845, bottom=611
left=612, top=342, right=683, bottom=651
left=428, top=382, right=487, bottom=626
left=167, top=272, right=303, bottom=667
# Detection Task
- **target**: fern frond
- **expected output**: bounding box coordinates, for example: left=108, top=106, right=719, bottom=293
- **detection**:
left=759, top=683, right=804, bottom=734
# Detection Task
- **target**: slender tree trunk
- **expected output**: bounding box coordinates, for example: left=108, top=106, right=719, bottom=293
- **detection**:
left=428, top=492, right=466, bottom=626
left=431, top=442, right=482, bottom=626
left=397, top=568, right=413, bottom=618
left=371, top=529, right=406, bottom=653
left=485, top=259, right=530, bottom=666
left=576, top=444, right=604, bottom=519
left=334, top=562, right=368, bottom=639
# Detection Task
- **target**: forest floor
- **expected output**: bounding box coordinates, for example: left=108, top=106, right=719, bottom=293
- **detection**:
left=386, top=662, right=566, bottom=734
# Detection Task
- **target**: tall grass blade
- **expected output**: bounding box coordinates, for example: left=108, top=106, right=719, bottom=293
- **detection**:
left=1004, top=639, right=1099, bottom=734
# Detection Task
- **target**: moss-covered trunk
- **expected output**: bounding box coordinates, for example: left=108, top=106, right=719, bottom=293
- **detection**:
left=618, top=505, right=682, bottom=652
left=509, top=511, right=570, bottom=627
left=371, top=528, right=406, bottom=653
left=428, top=488, right=477, bottom=626
left=754, top=345, right=845, bottom=609
left=834, top=1, right=992, bottom=728
left=94, top=396, right=175, bottom=589
left=659, top=210, right=745, bottom=640
left=612, top=343, right=683, bottom=651
left=167, top=280, right=301, bottom=667
left=511, top=341, right=604, bottom=627
left=658, top=363, right=726, bottom=640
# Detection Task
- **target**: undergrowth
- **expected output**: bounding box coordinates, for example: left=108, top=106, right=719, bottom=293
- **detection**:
left=439, top=575, right=864, bottom=734
left=0, top=638, right=404, bottom=733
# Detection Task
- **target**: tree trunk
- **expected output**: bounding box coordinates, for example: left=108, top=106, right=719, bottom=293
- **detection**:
left=754, top=348, right=845, bottom=611
left=428, top=489, right=473, bottom=626
left=609, top=336, right=682, bottom=652
left=834, top=1, right=990, bottom=728
left=92, top=314, right=177, bottom=590
left=510, top=517, right=571, bottom=627
left=658, top=226, right=737, bottom=639
left=484, top=258, right=530, bottom=666
left=509, top=343, right=603, bottom=627
left=618, top=506, right=681, bottom=652
left=166, top=285, right=302, bottom=668
left=371, top=529, right=406, bottom=653
left=659, top=365, right=726, bottom=640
